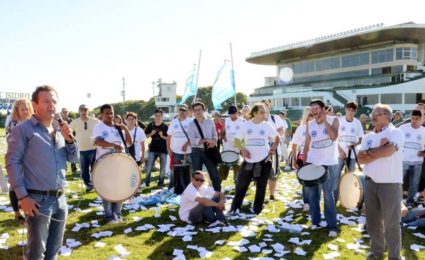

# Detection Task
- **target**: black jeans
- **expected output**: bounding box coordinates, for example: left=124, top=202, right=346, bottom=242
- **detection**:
left=191, top=148, right=221, bottom=191
left=231, top=159, right=271, bottom=214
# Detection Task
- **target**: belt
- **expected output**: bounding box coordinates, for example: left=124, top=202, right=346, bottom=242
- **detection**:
left=27, top=189, right=65, bottom=198
left=192, top=147, right=205, bottom=151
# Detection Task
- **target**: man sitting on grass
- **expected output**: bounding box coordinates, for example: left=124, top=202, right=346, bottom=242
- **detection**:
left=179, top=171, right=226, bottom=227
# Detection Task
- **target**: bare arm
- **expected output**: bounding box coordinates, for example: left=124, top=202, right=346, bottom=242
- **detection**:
left=195, top=197, right=219, bottom=207
left=292, top=143, right=298, bottom=168
left=357, top=150, right=377, bottom=164
left=122, top=126, right=133, bottom=146
left=166, top=135, right=172, bottom=155
left=325, top=117, right=339, bottom=141
left=303, top=124, right=311, bottom=163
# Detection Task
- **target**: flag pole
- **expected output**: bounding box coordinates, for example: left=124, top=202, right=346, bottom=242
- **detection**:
left=229, top=42, right=236, bottom=106
left=193, top=49, right=202, bottom=104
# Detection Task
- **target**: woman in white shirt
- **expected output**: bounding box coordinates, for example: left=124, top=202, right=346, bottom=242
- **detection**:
left=125, top=112, right=146, bottom=166
left=291, top=107, right=312, bottom=211
left=229, top=103, right=280, bottom=215
left=5, top=98, right=34, bottom=224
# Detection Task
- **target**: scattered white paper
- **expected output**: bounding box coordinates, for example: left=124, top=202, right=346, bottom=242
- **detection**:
left=294, top=247, right=307, bottom=256
left=95, top=242, right=106, bottom=248
left=410, top=244, right=425, bottom=252
left=114, top=244, right=130, bottom=257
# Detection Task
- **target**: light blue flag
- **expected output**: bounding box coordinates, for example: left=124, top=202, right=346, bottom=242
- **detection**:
left=212, top=61, right=235, bottom=110
left=177, top=68, right=198, bottom=105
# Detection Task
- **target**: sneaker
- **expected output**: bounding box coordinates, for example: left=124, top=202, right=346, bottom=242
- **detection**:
left=328, top=231, right=338, bottom=237
left=310, top=225, right=319, bottom=230
left=269, top=195, right=275, bottom=201
left=86, top=186, right=94, bottom=192
left=141, top=183, right=147, bottom=188
left=112, top=214, right=123, bottom=223
left=208, top=220, right=223, bottom=228
left=227, top=209, right=240, bottom=216
left=303, top=203, right=310, bottom=212
left=366, top=252, right=383, bottom=259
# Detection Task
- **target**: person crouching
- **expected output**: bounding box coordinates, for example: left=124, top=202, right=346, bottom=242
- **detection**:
left=179, top=171, right=226, bottom=227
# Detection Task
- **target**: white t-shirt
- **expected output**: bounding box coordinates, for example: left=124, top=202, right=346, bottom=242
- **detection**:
left=179, top=183, right=215, bottom=223
left=338, top=117, right=364, bottom=159
left=307, top=116, right=338, bottom=166
left=292, top=124, right=307, bottom=155
left=360, top=124, right=404, bottom=183
left=398, top=124, right=425, bottom=163
left=93, top=122, right=126, bottom=159
left=222, top=117, right=245, bottom=152
left=239, top=121, right=278, bottom=163
left=167, top=117, right=193, bottom=154
left=129, top=126, right=147, bottom=161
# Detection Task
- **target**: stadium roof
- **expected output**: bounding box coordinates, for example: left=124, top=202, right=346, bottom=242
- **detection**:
left=246, top=22, right=425, bottom=65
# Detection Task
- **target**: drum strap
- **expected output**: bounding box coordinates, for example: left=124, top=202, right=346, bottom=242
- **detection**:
left=347, top=148, right=363, bottom=171
left=178, top=119, right=190, bottom=145
left=114, top=125, right=129, bottom=153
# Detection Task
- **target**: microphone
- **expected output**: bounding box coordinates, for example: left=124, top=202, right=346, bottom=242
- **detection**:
left=54, top=113, right=75, bottom=142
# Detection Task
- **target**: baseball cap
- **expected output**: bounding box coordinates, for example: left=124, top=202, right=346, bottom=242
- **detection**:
left=79, top=104, right=88, bottom=110
left=228, top=105, right=238, bottom=114
left=179, top=104, right=188, bottom=111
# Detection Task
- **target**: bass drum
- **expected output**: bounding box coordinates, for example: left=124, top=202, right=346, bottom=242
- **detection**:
left=339, top=172, right=365, bottom=210
left=92, top=152, right=141, bottom=202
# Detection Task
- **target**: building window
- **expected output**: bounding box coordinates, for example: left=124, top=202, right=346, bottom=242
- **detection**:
left=380, top=93, right=402, bottom=104
left=396, top=47, right=418, bottom=60
left=301, top=97, right=312, bottom=106
left=371, top=48, right=393, bottom=64
left=357, top=94, right=379, bottom=106
left=291, top=97, right=300, bottom=106
left=293, top=61, right=315, bottom=74
left=341, top=52, right=369, bottom=67
left=316, top=57, right=340, bottom=71
left=404, top=93, right=417, bottom=104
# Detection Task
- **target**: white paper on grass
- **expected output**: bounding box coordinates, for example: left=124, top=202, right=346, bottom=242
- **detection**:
left=410, top=244, right=425, bottom=252
left=294, top=247, right=307, bottom=256
left=198, top=249, right=213, bottom=258
left=95, top=242, right=106, bottom=248
left=227, top=239, right=250, bottom=246
left=173, top=249, right=184, bottom=256
left=173, top=255, right=186, bottom=260
left=60, top=246, right=72, bottom=256
left=323, top=251, right=341, bottom=259
left=114, top=244, right=130, bottom=257
left=413, top=232, right=425, bottom=239
left=124, top=228, right=133, bottom=234
left=270, top=242, right=285, bottom=252
left=262, top=249, right=273, bottom=254
left=107, top=256, right=122, bottom=260
left=182, top=236, right=192, bottom=242
left=214, top=240, right=225, bottom=245
left=232, top=246, right=248, bottom=253
left=328, top=243, right=338, bottom=251
left=248, top=245, right=261, bottom=253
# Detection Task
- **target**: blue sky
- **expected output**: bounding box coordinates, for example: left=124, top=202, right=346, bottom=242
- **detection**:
left=0, top=0, right=424, bottom=111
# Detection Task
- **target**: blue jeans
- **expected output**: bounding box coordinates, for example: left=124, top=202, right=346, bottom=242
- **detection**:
left=26, top=193, right=67, bottom=260
left=403, top=162, right=423, bottom=205
left=188, top=196, right=225, bottom=224
left=145, top=152, right=167, bottom=186
left=170, top=153, right=192, bottom=190
left=334, top=158, right=356, bottom=201
left=79, top=149, right=96, bottom=188
left=190, top=148, right=221, bottom=191
left=102, top=200, right=122, bottom=220
left=402, top=208, right=425, bottom=228
left=304, top=164, right=338, bottom=231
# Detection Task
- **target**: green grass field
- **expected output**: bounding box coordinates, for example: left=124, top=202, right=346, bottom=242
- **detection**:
left=0, top=127, right=424, bottom=259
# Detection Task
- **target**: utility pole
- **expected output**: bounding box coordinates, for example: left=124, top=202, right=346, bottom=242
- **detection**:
left=121, top=77, right=126, bottom=117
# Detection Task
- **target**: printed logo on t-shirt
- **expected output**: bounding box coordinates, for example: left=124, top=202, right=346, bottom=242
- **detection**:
left=341, top=126, right=346, bottom=131
left=311, top=130, right=317, bottom=137
left=246, top=138, right=266, bottom=146
left=339, top=135, right=356, bottom=143
left=226, top=125, right=230, bottom=129
left=114, top=131, right=120, bottom=138
left=366, top=139, right=373, bottom=147
left=102, top=130, right=109, bottom=138
left=323, top=128, right=328, bottom=135
left=247, top=129, right=253, bottom=135
left=417, top=135, right=422, bottom=141
left=405, top=132, right=411, bottom=139
left=236, top=125, right=240, bottom=130
left=311, top=138, right=333, bottom=149
left=350, top=128, right=355, bottom=134
left=302, top=131, right=306, bottom=136
left=404, top=142, right=422, bottom=150
left=173, top=124, right=179, bottom=129
left=259, top=129, right=265, bottom=136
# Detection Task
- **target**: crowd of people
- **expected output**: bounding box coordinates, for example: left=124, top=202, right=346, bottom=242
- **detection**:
left=2, top=85, right=425, bottom=259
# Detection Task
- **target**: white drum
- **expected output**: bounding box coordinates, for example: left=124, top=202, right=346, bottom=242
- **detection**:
left=339, top=172, right=365, bottom=210
left=297, top=164, right=327, bottom=187
left=220, top=151, right=240, bottom=166
left=92, top=152, right=141, bottom=202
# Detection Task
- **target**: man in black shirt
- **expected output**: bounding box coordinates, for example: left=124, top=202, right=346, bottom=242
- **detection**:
left=144, top=109, right=169, bottom=187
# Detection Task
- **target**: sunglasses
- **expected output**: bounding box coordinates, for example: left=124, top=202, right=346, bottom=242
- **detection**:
left=84, top=122, right=87, bottom=130
left=194, top=178, right=205, bottom=183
